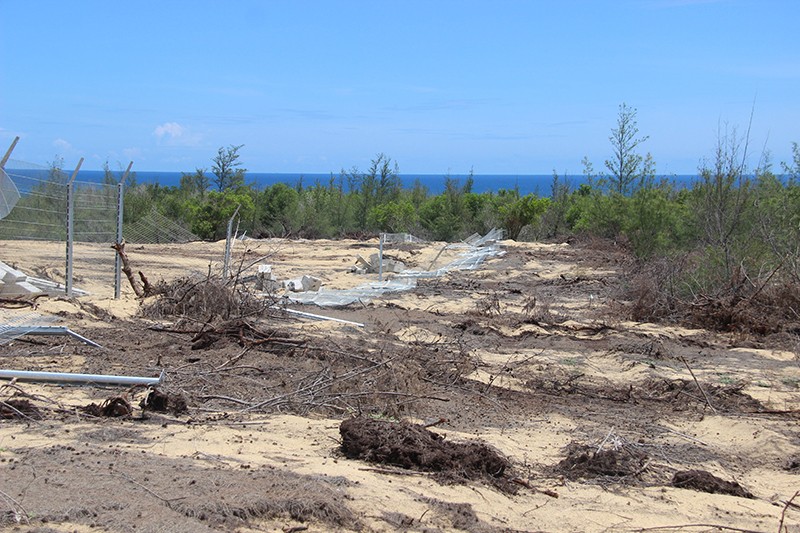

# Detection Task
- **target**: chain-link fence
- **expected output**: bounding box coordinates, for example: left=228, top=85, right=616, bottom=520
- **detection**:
left=0, top=158, right=121, bottom=296
left=0, top=160, right=68, bottom=241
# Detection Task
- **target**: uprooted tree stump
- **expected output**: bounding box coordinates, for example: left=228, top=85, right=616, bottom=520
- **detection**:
left=339, top=417, right=511, bottom=487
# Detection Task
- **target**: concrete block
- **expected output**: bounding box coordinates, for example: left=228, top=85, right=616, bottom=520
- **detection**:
left=0, top=261, right=28, bottom=283
left=301, top=275, right=322, bottom=291
left=367, top=253, right=405, bottom=274
left=0, top=280, right=43, bottom=296
left=255, top=264, right=278, bottom=291
left=286, top=275, right=322, bottom=292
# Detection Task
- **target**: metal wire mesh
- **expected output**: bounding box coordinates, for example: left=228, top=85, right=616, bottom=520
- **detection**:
left=73, top=179, right=118, bottom=243
left=123, top=208, right=199, bottom=244
left=0, top=310, right=56, bottom=346
left=0, top=160, right=68, bottom=241
left=0, top=159, right=121, bottom=296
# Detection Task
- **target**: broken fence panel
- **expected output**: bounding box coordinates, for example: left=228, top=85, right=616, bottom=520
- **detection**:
left=285, top=228, right=505, bottom=308
left=0, top=325, right=102, bottom=348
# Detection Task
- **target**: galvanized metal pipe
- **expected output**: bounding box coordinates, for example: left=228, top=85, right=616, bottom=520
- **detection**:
left=0, top=369, right=164, bottom=386
left=278, top=307, right=365, bottom=327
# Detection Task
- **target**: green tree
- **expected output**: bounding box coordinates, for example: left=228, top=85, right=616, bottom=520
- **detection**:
left=352, top=153, right=400, bottom=230
left=190, top=189, right=254, bottom=240
left=541, top=171, right=573, bottom=238
left=259, top=182, right=300, bottom=236
left=369, top=199, right=416, bottom=233
left=689, top=124, right=753, bottom=279
left=493, top=191, right=550, bottom=240
left=624, top=180, right=687, bottom=258
left=782, top=142, right=800, bottom=181
left=604, top=103, right=650, bottom=196
left=180, top=168, right=210, bottom=198
left=211, top=144, right=246, bottom=191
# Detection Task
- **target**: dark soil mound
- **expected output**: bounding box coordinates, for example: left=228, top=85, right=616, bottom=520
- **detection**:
left=556, top=442, right=648, bottom=480
left=339, top=417, right=510, bottom=484
left=671, top=469, right=754, bottom=498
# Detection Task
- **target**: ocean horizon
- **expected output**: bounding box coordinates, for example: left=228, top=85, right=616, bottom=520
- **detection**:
left=73, top=170, right=702, bottom=196
left=6, top=167, right=702, bottom=196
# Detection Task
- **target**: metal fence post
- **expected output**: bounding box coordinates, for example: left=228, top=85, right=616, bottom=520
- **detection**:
left=222, top=205, right=241, bottom=279
left=114, top=162, right=132, bottom=299
left=0, top=136, right=19, bottom=169
left=65, top=158, right=83, bottom=297
left=378, top=233, right=385, bottom=281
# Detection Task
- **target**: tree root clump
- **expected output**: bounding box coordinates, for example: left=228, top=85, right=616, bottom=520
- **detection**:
left=81, top=396, right=132, bottom=418
left=555, top=441, right=648, bottom=480
left=671, top=469, right=754, bottom=498
left=139, top=388, right=188, bottom=415
left=339, top=417, right=513, bottom=490
left=1, top=398, right=42, bottom=420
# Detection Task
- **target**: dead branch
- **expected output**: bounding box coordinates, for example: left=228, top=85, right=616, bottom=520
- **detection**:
left=778, top=490, right=800, bottom=533
left=242, top=354, right=402, bottom=413
left=0, top=296, right=43, bottom=308
left=635, top=525, right=762, bottom=533
left=112, top=240, right=143, bottom=298
left=680, top=357, right=717, bottom=413
left=138, top=270, right=153, bottom=296
left=0, top=488, right=30, bottom=525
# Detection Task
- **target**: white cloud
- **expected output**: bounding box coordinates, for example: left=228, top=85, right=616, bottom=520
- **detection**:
left=152, top=122, right=203, bottom=147
left=53, top=138, right=73, bottom=152
left=153, top=122, right=185, bottom=140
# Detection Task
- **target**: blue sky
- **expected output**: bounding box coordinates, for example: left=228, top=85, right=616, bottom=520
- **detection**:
left=1, top=0, right=798, bottom=175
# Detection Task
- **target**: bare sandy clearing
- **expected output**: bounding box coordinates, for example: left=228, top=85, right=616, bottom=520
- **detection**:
left=1, top=237, right=798, bottom=532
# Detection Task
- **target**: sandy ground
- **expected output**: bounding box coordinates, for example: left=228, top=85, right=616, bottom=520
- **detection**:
left=1, top=236, right=799, bottom=533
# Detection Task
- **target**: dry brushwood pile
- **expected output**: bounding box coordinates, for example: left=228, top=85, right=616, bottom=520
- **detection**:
left=0, top=237, right=799, bottom=533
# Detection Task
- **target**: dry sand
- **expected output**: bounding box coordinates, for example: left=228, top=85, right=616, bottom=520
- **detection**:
left=1, top=236, right=798, bottom=532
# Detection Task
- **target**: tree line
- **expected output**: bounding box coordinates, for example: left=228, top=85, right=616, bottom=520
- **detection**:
left=119, top=105, right=799, bottom=257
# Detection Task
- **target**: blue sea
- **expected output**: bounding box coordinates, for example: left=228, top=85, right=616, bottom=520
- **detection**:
left=70, top=171, right=701, bottom=196
left=6, top=166, right=700, bottom=196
